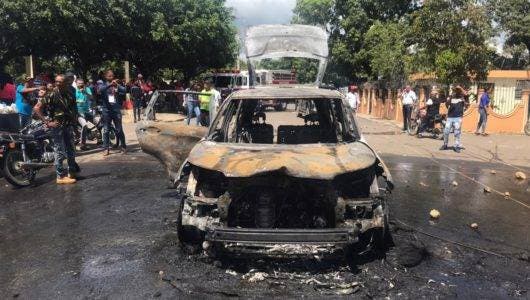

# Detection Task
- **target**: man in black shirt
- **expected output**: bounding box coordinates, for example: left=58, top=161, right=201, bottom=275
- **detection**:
left=440, top=86, right=469, bottom=153
left=34, top=74, right=80, bottom=184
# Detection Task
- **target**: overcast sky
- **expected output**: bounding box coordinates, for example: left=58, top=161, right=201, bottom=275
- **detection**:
left=226, top=0, right=296, bottom=34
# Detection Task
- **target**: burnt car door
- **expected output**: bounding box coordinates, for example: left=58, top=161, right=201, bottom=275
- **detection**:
left=136, top=91, right=208, bottom=185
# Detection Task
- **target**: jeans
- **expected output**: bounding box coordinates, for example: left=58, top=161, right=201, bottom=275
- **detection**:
left=78, top=112, right=93, bottom=145
left=186, top=101, right=201, bottom=125
left=133, top=98, right=143, bottom=122
left=476, top=107, right=488, bottom=133
left=51, top=125, right=79, bottom=177
left=443, top=117, right=462, bottom=147
left=402, top=104, right=412, bottom=130
left=19, top=114, right=31, bottom=128
left=102, top=104, right=126, bottom=149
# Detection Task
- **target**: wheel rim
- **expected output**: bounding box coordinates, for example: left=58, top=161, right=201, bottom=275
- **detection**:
left=6, top=151, right=32, bottom=183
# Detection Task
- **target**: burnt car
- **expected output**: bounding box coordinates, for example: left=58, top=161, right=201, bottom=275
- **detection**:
left=136, top=25, right=393, bottom=256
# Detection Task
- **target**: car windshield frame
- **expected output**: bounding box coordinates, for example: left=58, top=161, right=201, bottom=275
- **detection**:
left=207, top=97, right=360, bottom=145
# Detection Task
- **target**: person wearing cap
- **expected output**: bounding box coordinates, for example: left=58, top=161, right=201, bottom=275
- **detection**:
left=15, top=75, right=39, bottom=127
left=346, top=85, right=360, bottom=113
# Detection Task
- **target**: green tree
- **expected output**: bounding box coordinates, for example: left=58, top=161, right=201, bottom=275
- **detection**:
left=292, top=0, right=417, bottom=85
left=363, top=20, right=411, bottom=87
left=410, top=0, right=494, bottom=85
left=0, top=0, right=238, bottom=80
left=488, top=0, right=530, bottom=54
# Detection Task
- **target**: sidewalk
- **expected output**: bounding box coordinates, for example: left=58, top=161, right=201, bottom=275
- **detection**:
left=357, top=114, right=530, bottom=169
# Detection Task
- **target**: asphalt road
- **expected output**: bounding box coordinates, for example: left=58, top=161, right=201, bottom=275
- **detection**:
left=0, top=118, right=529, bottom=299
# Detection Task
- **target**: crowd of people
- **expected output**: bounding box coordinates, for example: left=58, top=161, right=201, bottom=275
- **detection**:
left=0, top=70, right=158, bottom=184
left=398, top=84, right=491, bottom=153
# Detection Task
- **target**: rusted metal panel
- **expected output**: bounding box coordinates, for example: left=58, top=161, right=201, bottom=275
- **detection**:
left=135, top=121, right=207, bottom=182
left=187, top=141, right=377, bottom=180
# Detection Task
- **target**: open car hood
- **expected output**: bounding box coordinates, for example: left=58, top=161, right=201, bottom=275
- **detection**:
left=245, top=24, right=329, bottom=85
left=187, top=141, right=377, bottom=180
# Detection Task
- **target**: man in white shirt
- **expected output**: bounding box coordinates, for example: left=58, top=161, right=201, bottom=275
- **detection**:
left=346, top=85, right=360, bottom=113
left=401, top=85, right=418, bottom=131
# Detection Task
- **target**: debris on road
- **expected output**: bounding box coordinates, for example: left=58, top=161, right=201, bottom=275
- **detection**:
left=430, top=209, right=441, bottom=219
left=225, top=269, right=238, bottom=276
left=515, top=171, right=526, bottom=180
left=420, top=182, right=428, bottom=187
left=483, top=187, right=491, bottom=193
left=470, top=223, right=478, bottom=229
left=243, top=271, right=268, bottom=283
left=301, top=278, right=360, bottom=295
left=504, top=192, right=511, bottom=199
left=451, top=181, right=458, bottom=186
left=490, top=170, right=497, bottom=174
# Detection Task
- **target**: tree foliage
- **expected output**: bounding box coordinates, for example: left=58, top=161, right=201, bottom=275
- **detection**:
left=0, top=0, right=238, bottom=79
left=488, top=0, right=530, bottom=52
left=363, top=20, right=410, bottom=87
left=293, top=0, right=495, bottom=86
left=292, top=0, right=417, bottom=85
left=410, top=0, right=494, bottom=85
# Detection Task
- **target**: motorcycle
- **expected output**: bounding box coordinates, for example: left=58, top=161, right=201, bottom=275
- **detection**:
left=407, top=106, right=446, bottom=139
left=0, top=121, right=55, bottom=187
left=74, top=105, right=117, bottom=147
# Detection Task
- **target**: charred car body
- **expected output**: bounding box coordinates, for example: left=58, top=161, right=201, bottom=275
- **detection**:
left=136, top=25, right=393, bottom=255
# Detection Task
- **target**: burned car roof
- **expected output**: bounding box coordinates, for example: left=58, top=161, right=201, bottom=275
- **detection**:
left=230, top=86, right=343, bottom=100
left=187, top=141, right=377, bottom=180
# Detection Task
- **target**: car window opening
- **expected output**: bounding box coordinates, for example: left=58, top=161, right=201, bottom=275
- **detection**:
left=209, top=98, right=358, bottom=144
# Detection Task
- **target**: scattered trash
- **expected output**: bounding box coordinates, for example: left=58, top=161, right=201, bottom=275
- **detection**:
left=470, top=223, right=478, bottom=229
left=158, top=270, right=164, bottom=276
left=504, top=192, right=511, bottom=199
left=515, top=171, right=526, bottom=180
left=420, top=182, right=428, bottom=187
left=490, top=170, right=496, bottom=174
left=225, top=269, right=238, bottom=276
left=301, top=279, right=360, bottom=295
left=451, top=181, right=458, bottom=186
left=430, top=209, right=441, bottom=219
left=483, top=187, right=491, bottom=193
left=243, top=272, right=268, bottom=283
